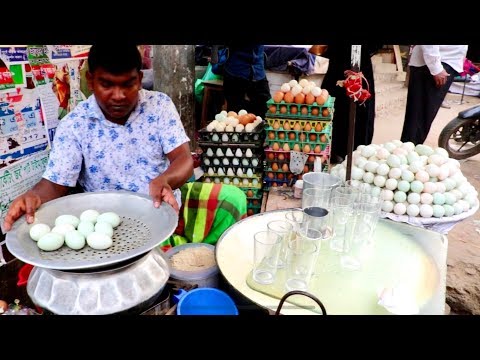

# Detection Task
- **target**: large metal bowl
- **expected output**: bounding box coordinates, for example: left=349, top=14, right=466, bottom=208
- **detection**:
left=6, top=191, right=178, bottom=270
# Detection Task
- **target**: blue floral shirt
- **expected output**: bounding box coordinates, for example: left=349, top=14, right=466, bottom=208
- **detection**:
left=43, top=89, right=190, bottom=206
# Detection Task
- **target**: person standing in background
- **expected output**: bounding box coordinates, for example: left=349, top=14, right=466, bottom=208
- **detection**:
left=218, top=45, right=271, bottom=117
left=321, top=44, right=381, bottom=163
left=400, top=45, right=468, bottom=145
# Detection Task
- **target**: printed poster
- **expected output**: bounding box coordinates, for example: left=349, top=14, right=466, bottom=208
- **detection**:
left=0, top=149, right=49, bottom=234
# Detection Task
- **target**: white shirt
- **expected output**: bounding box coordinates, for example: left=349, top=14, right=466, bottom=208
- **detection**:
left=43, top=89, right=190, bottom=206
left=409, top=45, right=468, bottom=75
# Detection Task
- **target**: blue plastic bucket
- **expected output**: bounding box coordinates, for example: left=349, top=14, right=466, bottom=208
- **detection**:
left=177, top=288, right=239, bottom=315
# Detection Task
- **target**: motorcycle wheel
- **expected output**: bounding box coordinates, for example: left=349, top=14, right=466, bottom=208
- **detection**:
left=438, top=117, right=480, bottom=159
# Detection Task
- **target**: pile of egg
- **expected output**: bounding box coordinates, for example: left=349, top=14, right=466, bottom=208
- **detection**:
left=205, top=110, right=263, bottom=135
left=29, top=210, right=122, bottom=251
left=330, top=140, right=479, bottom=218
left=271, top=79, right=329, bottom=112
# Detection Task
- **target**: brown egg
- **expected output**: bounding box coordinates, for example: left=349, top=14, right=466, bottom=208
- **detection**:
left=277, top=173, right=284, bottom=180
left=282, top=163, right=289, bottom=172
left=290, top=105, right=298, bottom=114
left=311, top=107, right=319, bottom=116
left=273, top=120, right=280, bottom=129
left=304, top=122, right=312, bottom=131
left=227, top=111, right=238, bottom=118
left=272, top=142, right=280, bottom=151
left=273, top=91, right=284, bottom=103
left=278, top=131, right=285, bottom=139
left=280, top=105, right=288, bottom=114
left=246, top=190, right=254, bottom=197
left=316, top=95, right=327, bottom=105
left=293, top=122, right=301, bottom=131
left=271, top=162, right=279, bottom=171
left=309, top=133, right=317, bottom=142
left=299, top=133, right=306, bottom=141
left=315, top=122, right=323, bottom=132
left=287, top=173, right=295, bottom=180
left=247, top=209, right=254, bottom=216
left=253, top=200, right=260, bottom=206
left=314, top=145, right=322, bottom=153
left=322, top=108, right=330, bottom=117
left=320, top=134, right=327, bottom=142
left=269, top=105, right=277, bottom=114
left=247, top=113, right=256, bottom=122
left=308, top=155, right=315, bottom=163
left=303, top=144, right=311, bottom=153
left=282, top=183, right=288, bottom=188
left=305, top=93, right=315, bottom=105
left=278, top=153, right=285, bottom=161
left=284, top=91, right=294, bottom=103
left=304, top=165, right=310, bottom=173
left=267, top=152, right=275, bottom=161
left=0, top=300, right=8, bottom=313
left=293, top=144, right=301, bottom=152
left=283, top=121, right=291, bottom=130
left=288, top=132, right=296, bottom=140
left=294, top=93, right=305, bottom=104
left=282, top=143, right=290, bottom=151
left=300, top=106, right=309, bottom=115
left=272, top=182, right=278, bottom=187
left=268, top=131, right=275, bottom=140
left=267, top=172, right=274, bottom=179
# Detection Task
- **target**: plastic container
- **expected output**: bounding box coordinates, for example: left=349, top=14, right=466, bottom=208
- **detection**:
left=165, top=243, right=219, bottom=288
left=176, top=288, right=238, bottom=315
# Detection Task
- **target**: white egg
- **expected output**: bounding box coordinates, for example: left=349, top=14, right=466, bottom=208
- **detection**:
left=364, top=161, right=379, bottom=174
left=443, top=205, right=455, bottom=217
left=435, top=182, right=446, bottom=194
left=361, top=145, right=376, bottom=158
left=80, top=209, right=100, bottom=224
left=362, top=172, right=375, bottom=184
left=77, top=221, right=95, bottom=237
left=425, top=164, right=440, bottom=178
left=381, top=200, right=394, bottom=213
left=29, top=223, right=51, bottom=242
left=432, top=204, right=445, bottom=218
left=216, top=148, right=224, bottom=157
left=406, top=204, right=420, bottom=217
left=435, top=147, right=449, bottom=158
left=55, top=214, right=80, bottom=228
left=351, top=166, right=365, bottom=181
left=376, top=163, right=390, bottom=176
left=86, top=232, right=113, bottom=250
left=388, top=167, right=402, bottom=179
left=420, top=193, right=433, bottom=205
left=393, top=203, right=407, bottom=215
left=397, top=180, right=410, bottom=193
left=407, top=192, right=421, bottom=205
left=214, top=178, right=221, bottom=184
left=385, top=178, right=398, bottom=191
left=217, top=168, right=225, bottom=176
left=373, top=175, right=386, bottom=188
left=381, top=189, right=394, bottom=201
left=394, top=191, right=407, bottom=203
left=387, top=155, right=401, bottom=168
left=245, top=149, right=253, bottom=158
left=65, top=230, right=86, bottom=250
left=97, top=212, right=121, bottom=228
left=423, top=182, right=437, bottom=194
left=37, top=232, right=64, bottom=251
left=95, top=221, right=114, bottom=237
left=51, top=223, right=76, bottom=236
left=401, top=170, right=415, bottom=183
left=415, top=170, right=430, bottom=183
left=419, top=204, right=433, bottom=218
left=384, top=142, right=396, bottom=152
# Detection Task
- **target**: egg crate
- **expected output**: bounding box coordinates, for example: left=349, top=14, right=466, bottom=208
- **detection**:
left=265, top=139, right=331, bottom=153
left=265, top=121, right=332, bottom=135
left=242, top=187, right=263, bottom=199
left=198, top=144, right=265, bottom=160
left=265, top=159, right=330, bottom=173
left=266, top=97, right=335, bottom=120
left=201, top=165, right=264, bottom=178
left=198, top=122, right=266, bottom=145
left=263, top=178, right=294, bottom=191
left=203, top=175, right=263, bottom=189
left=201, top=153, right=264, bottom=170
left=266, top=129, right=332, bottom=144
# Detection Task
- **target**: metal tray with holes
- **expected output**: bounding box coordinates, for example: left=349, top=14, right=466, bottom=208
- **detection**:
left=6, top=191, right=178, bottom=271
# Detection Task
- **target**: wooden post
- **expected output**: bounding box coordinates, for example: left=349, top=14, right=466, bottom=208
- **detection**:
left=152, top=45, right=196, bottom=150
left=345, top=45, right=361, bottom=182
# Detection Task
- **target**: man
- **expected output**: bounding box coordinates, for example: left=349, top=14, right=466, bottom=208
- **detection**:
left=401, top=45, right=468, bottom=145
left=3, top=43, right=193, bottom=232
left=217, top=45, right=271, bottom=117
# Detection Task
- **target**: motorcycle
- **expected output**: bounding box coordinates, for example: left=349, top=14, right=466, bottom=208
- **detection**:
left=438, top=104, right=480, bottom=159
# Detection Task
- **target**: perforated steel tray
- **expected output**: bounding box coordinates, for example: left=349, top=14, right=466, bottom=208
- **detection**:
left=6, top=191, right=178, bottom=270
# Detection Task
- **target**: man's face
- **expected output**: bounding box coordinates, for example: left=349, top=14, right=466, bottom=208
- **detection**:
left=87, top=67, right=143, bottom=125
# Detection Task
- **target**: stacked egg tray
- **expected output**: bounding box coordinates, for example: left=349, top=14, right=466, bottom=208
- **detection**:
left=199, top=142, right=264, bottom=190
left=245, top=188, right=263, bottom=216
left=266, top=96, right=335, bottom=120
left=263, top=115, right=333, bottom=190
left=198, top=123, right=265, bottom=146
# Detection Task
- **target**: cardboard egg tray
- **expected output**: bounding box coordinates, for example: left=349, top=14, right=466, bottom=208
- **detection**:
left=202, top=165, right=263, bottom=178
left=265, top=140, right=330, bottom=153
left=199, top=144, right=265, bottom=159
left=201, top=152, right=264, bottom=170
left=266, top=96, right=335, bottom=120
left=265, top=119, right=332, bottom=134
left=198, top=122, right=265, bottom=145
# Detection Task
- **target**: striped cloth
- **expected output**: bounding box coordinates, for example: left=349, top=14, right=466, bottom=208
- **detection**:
left=160, top=182, right=247, bottom=250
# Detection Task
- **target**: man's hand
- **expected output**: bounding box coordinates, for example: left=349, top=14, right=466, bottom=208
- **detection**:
left=3, top=191, right=42, bottom=232
left=433, top=69, right=450, bottom=88
left=149, top=176, right=179, bottom=213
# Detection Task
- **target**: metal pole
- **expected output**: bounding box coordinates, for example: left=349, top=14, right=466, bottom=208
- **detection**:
left=345, top=45, right=361, bottom=182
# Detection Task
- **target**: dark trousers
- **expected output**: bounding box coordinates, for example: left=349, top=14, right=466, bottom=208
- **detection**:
left=401, top=63, right=457, bottom=144
left=223, top=73, right=271, bottom=117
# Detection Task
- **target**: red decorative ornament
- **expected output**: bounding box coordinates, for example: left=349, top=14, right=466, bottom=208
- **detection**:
left=336, top=70, right=371, bottom=105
